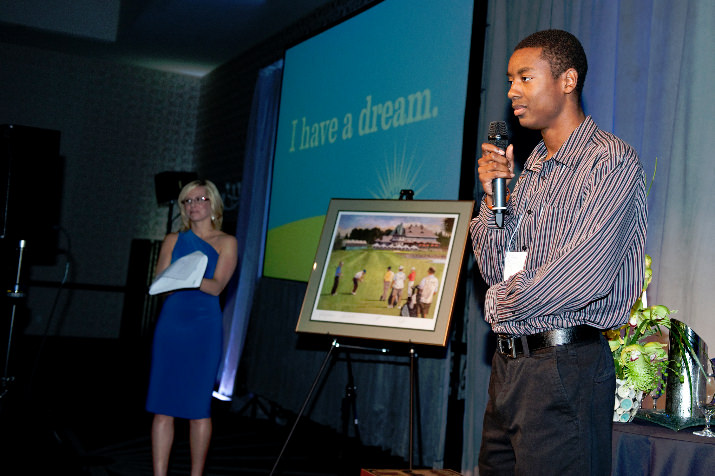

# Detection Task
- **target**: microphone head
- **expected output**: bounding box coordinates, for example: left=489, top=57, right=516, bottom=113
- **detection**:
left=488, top=121, right=509, bottom=150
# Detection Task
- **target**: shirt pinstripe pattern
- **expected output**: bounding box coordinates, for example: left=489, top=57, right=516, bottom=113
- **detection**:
left=470, top=116, right=647, bottom=336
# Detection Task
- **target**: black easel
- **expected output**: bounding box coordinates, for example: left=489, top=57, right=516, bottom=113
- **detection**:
left=271, top=189, right=426, bottom=473
left=270, top=339, right=391, bottom=475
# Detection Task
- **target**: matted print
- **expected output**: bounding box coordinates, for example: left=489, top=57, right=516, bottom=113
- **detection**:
left=296, top=199, right=474, bottom=346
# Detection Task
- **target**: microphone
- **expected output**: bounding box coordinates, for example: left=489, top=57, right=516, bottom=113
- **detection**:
left=488, top=121, right=509, bottom=228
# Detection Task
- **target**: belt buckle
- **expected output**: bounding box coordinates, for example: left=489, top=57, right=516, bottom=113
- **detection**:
left=497, top=335, right=517, bottom=359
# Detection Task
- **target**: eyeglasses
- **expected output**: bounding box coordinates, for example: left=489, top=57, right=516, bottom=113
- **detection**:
left=181, top=196, right=210, bottom=206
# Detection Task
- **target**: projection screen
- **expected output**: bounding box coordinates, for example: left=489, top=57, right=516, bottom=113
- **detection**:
left=264, top=0, right=475, bottom=282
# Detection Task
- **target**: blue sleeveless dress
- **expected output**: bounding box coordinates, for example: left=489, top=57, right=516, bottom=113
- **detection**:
left=146, top=230, right=222, bottom=419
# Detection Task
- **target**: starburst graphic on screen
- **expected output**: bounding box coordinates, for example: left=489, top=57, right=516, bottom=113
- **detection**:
left=371, top=141, right=429, bottom=199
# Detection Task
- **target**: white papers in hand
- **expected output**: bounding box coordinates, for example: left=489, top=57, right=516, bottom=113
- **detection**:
left=148, top=251, right=208, bottom=295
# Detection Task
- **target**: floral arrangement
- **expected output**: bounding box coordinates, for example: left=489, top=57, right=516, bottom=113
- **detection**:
left=605, top=254, right=706, bottom=394
left=605, top=255, right=675, bottom=393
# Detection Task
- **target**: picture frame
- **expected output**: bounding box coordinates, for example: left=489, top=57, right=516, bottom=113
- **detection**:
left=295, top=198, right=475, bottom=346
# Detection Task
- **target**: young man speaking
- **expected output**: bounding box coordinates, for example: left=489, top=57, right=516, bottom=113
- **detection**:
left=470, top=30, right=647, bottom=475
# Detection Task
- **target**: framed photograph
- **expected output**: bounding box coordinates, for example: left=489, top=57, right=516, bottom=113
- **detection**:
left=296, top=199, right=474, bottom=346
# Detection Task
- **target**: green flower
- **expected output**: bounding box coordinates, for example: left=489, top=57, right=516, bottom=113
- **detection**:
left=608, top=339, right=621, bottom=353
left=620, top=343, right=666, bottom=392
left=604, top=253, right=680, bottom=394
left=648, top=305, right=671, bottom=323
left=642, top=341, right=668, bottom=362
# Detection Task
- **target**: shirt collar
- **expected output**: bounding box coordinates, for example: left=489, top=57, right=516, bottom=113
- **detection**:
left=524, top=116, right=598, bottom=171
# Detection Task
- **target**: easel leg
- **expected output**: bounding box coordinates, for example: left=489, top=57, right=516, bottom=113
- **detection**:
left=341, top=351, right=361, bottom=441
left=270, top=339, right=338, bottom=475
left=338, top=351, right=361, bottom=470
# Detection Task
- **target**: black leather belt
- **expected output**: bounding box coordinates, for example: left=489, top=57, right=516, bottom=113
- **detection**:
left=496, top=325, right=601, bottom=358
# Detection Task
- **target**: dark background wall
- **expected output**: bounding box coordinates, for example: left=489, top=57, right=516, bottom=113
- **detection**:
left=0, top=43, right=200, bottom=338
left=0, top=0, right=377, bottom=340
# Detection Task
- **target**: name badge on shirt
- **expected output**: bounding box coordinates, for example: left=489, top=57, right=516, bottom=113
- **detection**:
left=503, top=251, right=527, bottom=281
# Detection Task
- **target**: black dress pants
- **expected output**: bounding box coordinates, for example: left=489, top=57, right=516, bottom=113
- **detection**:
left=478, top=333, right=615, bottom=476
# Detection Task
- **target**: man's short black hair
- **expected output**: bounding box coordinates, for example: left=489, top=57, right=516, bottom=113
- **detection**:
left=515, top=29, right=588, bottom=97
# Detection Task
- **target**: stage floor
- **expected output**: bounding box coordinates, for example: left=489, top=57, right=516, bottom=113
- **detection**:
left=0, top=335, right=411, bottom=475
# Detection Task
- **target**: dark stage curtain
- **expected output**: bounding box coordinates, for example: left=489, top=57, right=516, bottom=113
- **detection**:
left=216, top=60, right=283, bottom=398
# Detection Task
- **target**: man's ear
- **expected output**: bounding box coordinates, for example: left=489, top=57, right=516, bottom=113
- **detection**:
left=562, top=68, right=578, bottom=94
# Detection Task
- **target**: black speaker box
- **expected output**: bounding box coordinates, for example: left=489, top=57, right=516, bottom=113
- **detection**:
left=154, top=171, right=198, bottom=205
left=0, top=124, right=62, bottom=265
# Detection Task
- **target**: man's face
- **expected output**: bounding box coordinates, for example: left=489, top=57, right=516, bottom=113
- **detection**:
left=506, top=47, right=566, bottom=131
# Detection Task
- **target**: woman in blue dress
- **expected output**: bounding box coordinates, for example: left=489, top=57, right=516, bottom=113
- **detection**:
left=146, top=179, right=238, bottom=476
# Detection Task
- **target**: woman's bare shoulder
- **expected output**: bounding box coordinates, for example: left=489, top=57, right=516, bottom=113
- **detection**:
left=202, top=230, right=236, bottom=254
left=215, top=231, right=237, bottom=249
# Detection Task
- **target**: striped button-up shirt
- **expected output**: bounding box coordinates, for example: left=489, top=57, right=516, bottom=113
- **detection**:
left=470, top=116, right=647, bottom=336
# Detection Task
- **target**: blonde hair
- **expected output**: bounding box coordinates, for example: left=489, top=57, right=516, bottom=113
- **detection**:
left=177, top=179, right=224, bottom=231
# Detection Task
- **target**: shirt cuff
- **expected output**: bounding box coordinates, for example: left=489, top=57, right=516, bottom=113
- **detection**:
left=484, top=282, right=502, bottom=324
